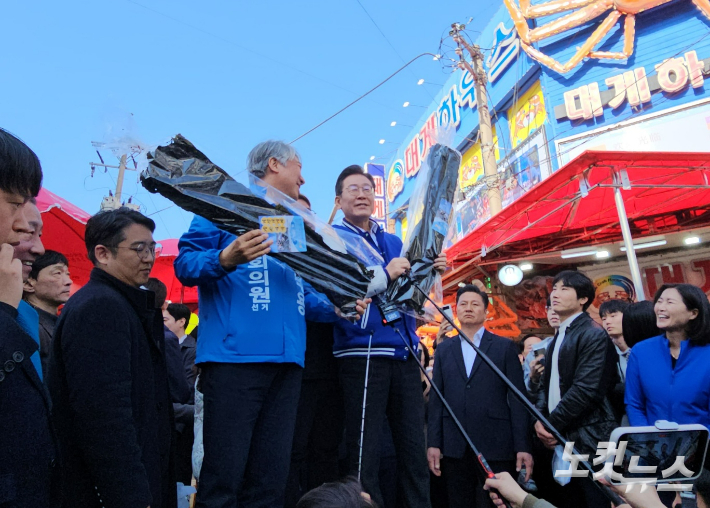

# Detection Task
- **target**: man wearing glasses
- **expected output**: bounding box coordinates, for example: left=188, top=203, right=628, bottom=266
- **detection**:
left=333, top=165, right=446, bottom=508
left=48, top=208, right=175, bottom=508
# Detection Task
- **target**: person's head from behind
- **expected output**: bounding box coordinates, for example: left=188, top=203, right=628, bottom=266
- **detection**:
left=297, top=193, right=311, bottom=211
left=334, top=165, right=376, bottom=226
left=455, top=284, right=488, bottom=328
left=546, top=295, right=560, bottom=329
left=143, top=277, right=167, bottom=310
left=550, top=270, right=595, bottom=320
left=23, top=250, right=71, bottom=312
left=622, top=300, right=660, bottom=348
left=694, top=468, right=710, bottom=508
left=247, top=140, right=303, bottom=200
left=85, top=208, right=156, bottom=288
left=296, top=478, right=376, bottom=508
left=599, top=299, right=630, bottom=349
left=164, top=303, right=191, bottom=337
left=0, top=128, right=43, bottom=246
left=12, top=200, right=45, bottom=281
left=653, top=283, right=710, bottom=345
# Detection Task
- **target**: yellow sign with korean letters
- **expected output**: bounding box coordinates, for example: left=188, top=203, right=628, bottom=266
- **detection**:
left=508, top=81, right=547, bottom=149
left=459, top=128, right=500, bottom=189
left=260, top=217, right=288, bottom=234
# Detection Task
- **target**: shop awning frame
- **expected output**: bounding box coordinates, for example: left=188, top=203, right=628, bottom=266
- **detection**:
left=444, top=151, right=710, bottom=297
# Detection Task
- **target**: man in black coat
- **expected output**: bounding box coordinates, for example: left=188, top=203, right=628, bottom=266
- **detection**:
left=534, top=271, right=619, bottom=508
left=22, top=249, right=72, bottom=376
left=428, top=284, right=532, bottom=508
left=0, top=128, right=59, bottom=508
left=47, top=208, right=175, bottom=508
left=158, top=294, right=195, bottom=485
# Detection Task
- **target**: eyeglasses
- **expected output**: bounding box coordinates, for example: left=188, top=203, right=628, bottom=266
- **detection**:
left=344, top=184, right=374, bottom=196
left=115, top=242, right=161, bottom=260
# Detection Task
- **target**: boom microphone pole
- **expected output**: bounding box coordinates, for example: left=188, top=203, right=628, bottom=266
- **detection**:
left=402, top=277, right=624, bottom=506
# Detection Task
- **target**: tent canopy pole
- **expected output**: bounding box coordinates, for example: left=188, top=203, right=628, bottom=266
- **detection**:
left=613, top=169, right=646, bottom=301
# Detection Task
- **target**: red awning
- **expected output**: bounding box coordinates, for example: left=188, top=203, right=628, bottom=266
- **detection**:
left=36, top=188, right=93, bottom=289
left=445, top=151, right=710, bottom=275
left=152, top=238, right=198, bottom=304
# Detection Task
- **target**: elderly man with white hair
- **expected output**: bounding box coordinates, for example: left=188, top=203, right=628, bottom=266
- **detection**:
left=175, top=140, right=368, bottom=508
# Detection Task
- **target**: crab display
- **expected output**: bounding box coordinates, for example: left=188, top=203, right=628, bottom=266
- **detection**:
left=503, top=0, right=710, bottom=73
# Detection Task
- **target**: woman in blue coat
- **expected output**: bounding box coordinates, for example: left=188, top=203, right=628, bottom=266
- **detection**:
left=625, top=283, right=710, bottom=429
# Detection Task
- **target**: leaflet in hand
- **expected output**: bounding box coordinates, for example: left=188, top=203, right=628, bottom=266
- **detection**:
left=260, top=216, right=307, bottom=253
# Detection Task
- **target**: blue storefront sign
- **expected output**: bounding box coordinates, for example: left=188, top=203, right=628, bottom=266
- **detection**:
left=387, top=0, right=710, bottom=242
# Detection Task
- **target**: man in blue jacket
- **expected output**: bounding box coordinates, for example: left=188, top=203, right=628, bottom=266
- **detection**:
left=175, top=141, right=368, bottom=508
left=332, top=165, right=446, bottom=508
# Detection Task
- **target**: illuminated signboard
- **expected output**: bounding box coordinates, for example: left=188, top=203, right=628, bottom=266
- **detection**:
left=364, top=163, right=386, bottom=228
left=503, top=0, right=710, bottom=75
left=554, top=51, right=709, bottom=121
left=386, top=4, right=536, bottom=215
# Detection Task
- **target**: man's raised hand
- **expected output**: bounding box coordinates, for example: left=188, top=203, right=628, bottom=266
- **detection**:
left=385, top=257, right=410, bottom=280
left=0, top=244, right=23, bottom=309
left=219, top=230, right=273, bottom=269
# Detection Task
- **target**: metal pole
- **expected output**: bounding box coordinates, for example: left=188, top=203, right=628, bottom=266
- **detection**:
left=115, top=154, right=127, bottom=205
left=406, top=282, right=625, bottom=506
left=613, top=180, right=646, bottom=301
left=452, top=25, right=501, bottom=216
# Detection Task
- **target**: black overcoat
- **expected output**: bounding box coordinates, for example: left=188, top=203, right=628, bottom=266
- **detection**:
left=0, top=303, right=58, bottom=507
left=48, top=268, right=175, bottom=508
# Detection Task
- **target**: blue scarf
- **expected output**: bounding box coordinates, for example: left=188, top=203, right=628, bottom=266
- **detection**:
left=16, top=300, right=42, bottom=381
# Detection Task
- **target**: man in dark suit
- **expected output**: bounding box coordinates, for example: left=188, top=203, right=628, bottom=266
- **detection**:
left=23, top=250, right=72, bottom=376
left=427, top=284, right=532, bottom=508
left=162, top=300, right=196, bottom=485
left=0, top=128, right=59, bottom=508
left=163, top=302, right=197, bottom=390
left=48, top=208, right=175, bottom=508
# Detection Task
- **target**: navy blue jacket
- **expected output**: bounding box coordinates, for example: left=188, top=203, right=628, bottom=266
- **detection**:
left=427, top=330, right=531, bottom=461
left=332, top=221, right=419, bottom=361
left=0, top=302, right=58, bottom=508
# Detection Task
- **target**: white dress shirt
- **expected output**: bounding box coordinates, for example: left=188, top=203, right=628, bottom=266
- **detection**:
left=179, top=334, right=188, bottom=345
left=460, top=326, right=486, bottom=377
left=548, top=312, right=582, bottom=413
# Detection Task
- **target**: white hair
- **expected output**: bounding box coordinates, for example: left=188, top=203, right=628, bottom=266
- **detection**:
left=246, top=140, right=300, bottom=178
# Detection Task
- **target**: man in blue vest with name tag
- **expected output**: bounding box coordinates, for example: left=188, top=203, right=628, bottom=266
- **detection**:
left=175, top=142, right=368, bottom=508
left=332, top=165, right=447, bottom=508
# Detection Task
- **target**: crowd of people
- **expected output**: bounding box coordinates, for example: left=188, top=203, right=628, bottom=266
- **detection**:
left=2, top=126, right=710, bottom=508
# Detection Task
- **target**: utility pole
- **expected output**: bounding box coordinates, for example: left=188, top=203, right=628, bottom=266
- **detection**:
left=451, top=23, right=502, bottom=216
left=90, top=149, right=139, bottom=211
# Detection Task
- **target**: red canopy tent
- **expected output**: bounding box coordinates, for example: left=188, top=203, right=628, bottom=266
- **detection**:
left=35, top=189, right=195, bottom=303
left=152, top=239, right=198, bottom=304
left=444, top=151, right=710, bottom=298
left=36, top=188, right=93, bottom=290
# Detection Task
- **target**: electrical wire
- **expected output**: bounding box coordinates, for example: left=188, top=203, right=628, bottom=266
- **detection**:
left=290, top=52, right=438, bottom=143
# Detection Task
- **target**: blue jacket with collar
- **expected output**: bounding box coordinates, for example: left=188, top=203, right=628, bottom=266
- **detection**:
left=625, top=335, right=710, bottom=428
left=174, top=216, right=337, bottom=366
left=332, top=221, right=419, bottom=361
